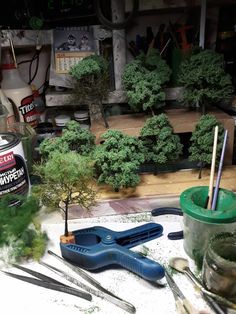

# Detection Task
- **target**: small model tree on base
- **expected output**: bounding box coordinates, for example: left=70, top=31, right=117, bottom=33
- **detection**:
left=69, top=54, right=110, bottom=128
left=189, top=114, right=225, bottom=178
left=94, top=130, right=145, bottom=192
left=140, top=114, right=183, bottom=172
left=33, top=151, right=96, bottom=241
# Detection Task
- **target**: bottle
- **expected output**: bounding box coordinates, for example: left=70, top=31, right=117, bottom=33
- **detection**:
left=31, top=84, right=46, bottom=123
left=0, top=89, right=16, bottom=126
left=1, top=49, right=38, bottom=128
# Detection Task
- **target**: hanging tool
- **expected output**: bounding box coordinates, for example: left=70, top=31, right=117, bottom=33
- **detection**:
left=43, top=252, right=136, bottom=313
left=1, top=263, right=92, bottom=301
left=165, top=268, right=199, bottom=314
left=151, top=207, right=183, bottom=240
left=60, top=223, right=165, bottom=282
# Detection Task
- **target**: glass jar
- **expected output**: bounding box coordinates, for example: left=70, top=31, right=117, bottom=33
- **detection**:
left=180, top=186, right=236, bottom=268
left=202, top=232, right=236, bottom=302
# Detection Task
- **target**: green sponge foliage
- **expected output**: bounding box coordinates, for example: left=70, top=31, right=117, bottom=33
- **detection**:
left=189, top=114, right=225, bottom=165
left=94, top=130, right=145, bottom=191
left=0, top=195, right=48, bottom=263
left=39, top=120, right=95, bottom=160
left=178, top=49, right=234, bottom=114
left=140, top=114, right=183, bottom=164
left=122, top=49, right=171, bottom=115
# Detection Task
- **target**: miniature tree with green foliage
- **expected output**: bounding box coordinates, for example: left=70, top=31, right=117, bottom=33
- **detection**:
left=122, top=48, right=171, bottom=115
left=0, top=195, right=48, bottom=263
left=140, top=114, right=183, bottom=171
left=69, top=54, right=110, bottom=128
left=94, top=130, right=145, bottom=192
left=189, top=114, right=224, bottom=178
left=178, top=49, right=234, bottom=115
left=39, top=120, right=95, bottom=160
left=33, top=151, right=96, bottom=237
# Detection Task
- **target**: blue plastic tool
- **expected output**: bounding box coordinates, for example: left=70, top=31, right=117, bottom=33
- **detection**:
left=60, top=223, right=165, bottom=282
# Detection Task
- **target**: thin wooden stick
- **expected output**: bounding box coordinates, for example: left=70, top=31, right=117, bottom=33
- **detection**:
left=207, top=125, right=218, bottom=209
left=9, top=37, right=17, bottom=68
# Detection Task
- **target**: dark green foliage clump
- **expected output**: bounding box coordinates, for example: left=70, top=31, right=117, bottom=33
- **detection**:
left=0, top=195, right=48, bottom=262
left=122, top=49, right=171, bottom=115
left=178, top=49, right=234, bottom=114
left=140, top=114, right=183, bottom=164
left=39, top=120, right=95, bottom=160
left=94, top=130, right=145, bottom=191
left=189, top=114, right=224, bottom=166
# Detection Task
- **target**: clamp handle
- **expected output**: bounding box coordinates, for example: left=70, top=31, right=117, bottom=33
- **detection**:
left=114, top=246, right=165, bottom=281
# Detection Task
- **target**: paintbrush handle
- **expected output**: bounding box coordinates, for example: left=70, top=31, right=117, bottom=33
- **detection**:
left=182, top=298, right=202, bottom=314
left=207, top=126, right=218, bottom=209
left=175, top=299, right=189, bottom=314
left=211, top=129, right=228, bottom=210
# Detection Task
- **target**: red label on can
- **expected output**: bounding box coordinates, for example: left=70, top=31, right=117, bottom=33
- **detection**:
left=0, top=151, right=16, bottom=171
left=19, top=95, right=38, bottom=128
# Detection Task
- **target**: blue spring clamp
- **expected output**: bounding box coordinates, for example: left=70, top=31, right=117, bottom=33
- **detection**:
left=60, top=223, right=165, bottom=282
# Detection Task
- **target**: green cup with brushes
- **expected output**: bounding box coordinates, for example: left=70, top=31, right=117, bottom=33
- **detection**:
left=180, top=186, right=236, bottom=268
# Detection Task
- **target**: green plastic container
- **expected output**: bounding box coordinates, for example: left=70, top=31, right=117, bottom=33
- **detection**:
left=180, top=186, right=236, bottom=267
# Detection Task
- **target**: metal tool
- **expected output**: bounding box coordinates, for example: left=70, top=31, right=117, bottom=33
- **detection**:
left=44, top=251, right=136, bottom=313
left=151, top=207, right=183, bottom=240
left=165, top=268, right=199, bottom=314
left=169, top=257, right=234, bottom=311
left=60, top=223, right=165, bottom=282
left=1, top=263, right=92, bottom=301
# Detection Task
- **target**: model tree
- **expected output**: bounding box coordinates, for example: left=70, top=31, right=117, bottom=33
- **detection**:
left=178, top=49, right=234, bottom=115
left=122, top=48, right=171, bottom=115
left=69, top=54, right=110, bottom=128
left=189, top=114, right=224, bottom=178
left=39, top=121, right=95, bottom=160
left=94, top=130, right=145, bottom=191
left=33, top=151, right=96, bottom=240
left=140, top=114, right=183, bottom=170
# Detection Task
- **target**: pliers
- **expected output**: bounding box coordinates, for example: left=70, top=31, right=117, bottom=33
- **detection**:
left=151, top=207, right=183, bottom=240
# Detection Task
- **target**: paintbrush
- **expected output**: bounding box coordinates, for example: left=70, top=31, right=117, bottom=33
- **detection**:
left=206, top=126, right=218, bottom=209
left=211, top=129, right=228, bottom=211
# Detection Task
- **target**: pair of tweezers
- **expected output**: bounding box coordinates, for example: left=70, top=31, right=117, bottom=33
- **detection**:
left=1, top=263, right=92, bottom=301
left=46, top=250, right=136, bottom=313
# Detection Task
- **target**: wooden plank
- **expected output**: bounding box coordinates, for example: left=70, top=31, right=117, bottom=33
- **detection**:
left=90, top=108, right=235, bottom=164
left=96, top=166, right=236, bottom=200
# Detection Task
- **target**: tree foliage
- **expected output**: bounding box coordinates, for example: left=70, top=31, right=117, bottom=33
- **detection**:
left=122, top=49, right=171, bottom=115
left=140, top=113, right=183, bottom=164
left=33, top=151, right=97, bottom=236
left=0, top=195, right=48, bottom=263
left=178, top=49, right=233, bottom=114
left=94, top=130, right=145, bottom=191
left=69, top=54, right=110, bottom=127
left=189, top=114, right=225, bottom=165
left=39, top=120, right=95, bottom=160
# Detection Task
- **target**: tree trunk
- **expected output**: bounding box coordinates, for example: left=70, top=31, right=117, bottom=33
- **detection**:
left=64, top=198, right=69, bottom=236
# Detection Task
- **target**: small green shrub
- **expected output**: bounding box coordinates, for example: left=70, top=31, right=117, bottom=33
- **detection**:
left=94, top=130, right=145, bottom=191
left=140, top=114, right=183, bottom=165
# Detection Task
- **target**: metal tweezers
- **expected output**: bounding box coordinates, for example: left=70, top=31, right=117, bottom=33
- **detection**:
left=1, top=263, right=92, bottom=301
left=44, top=250, right=136, bottom=313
